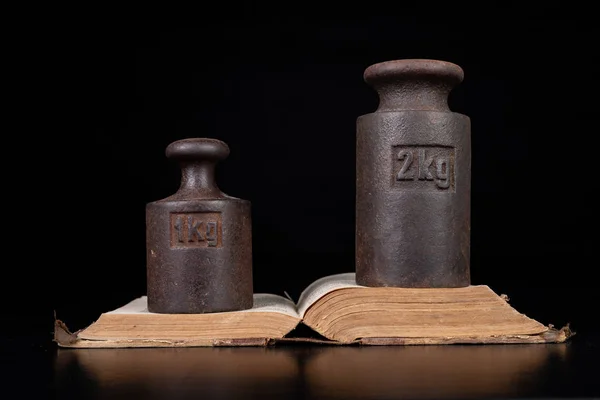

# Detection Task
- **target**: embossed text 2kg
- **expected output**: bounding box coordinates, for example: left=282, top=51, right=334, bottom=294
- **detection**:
left=392, top=145, right=455, bottom=190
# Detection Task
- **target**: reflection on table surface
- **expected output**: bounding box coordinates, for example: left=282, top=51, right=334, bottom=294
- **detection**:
left=55, top=343, right=569, bottom=399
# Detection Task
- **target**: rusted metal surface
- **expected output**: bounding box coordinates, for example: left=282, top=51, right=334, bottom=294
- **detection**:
left=355, top=59, right=471, bottom=288
left=146, top=138, right=253, bottom=313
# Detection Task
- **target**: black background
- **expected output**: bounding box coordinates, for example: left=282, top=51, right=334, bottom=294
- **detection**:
left=6, top=3, right=598, bottom=365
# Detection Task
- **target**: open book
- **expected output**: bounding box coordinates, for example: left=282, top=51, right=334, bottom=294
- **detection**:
left=54, top=273, right=571, bottom=348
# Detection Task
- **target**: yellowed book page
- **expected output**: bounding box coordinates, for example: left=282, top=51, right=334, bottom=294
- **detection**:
left=75, top=293, right=301, bottom=342
left=296, top=272, right=360, bottom=317
left=106, top=293, right=300, bottom=318
left=304, top=286, right=549, bottom=342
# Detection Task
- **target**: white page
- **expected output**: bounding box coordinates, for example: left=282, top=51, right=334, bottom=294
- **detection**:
left=296, top=272, right=363, bottom=317
left=106, top=293, right=300, bottom=319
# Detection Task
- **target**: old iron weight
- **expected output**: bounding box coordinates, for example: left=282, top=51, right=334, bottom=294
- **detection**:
left=356, top=59, right=471, bottom=288
left=146, top=138, right=253, bottom=313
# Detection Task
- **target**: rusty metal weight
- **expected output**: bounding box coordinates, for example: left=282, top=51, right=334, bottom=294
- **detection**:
left=356, top=59, right=471, bottom=288
left=146, top=138, right=253, bottom=313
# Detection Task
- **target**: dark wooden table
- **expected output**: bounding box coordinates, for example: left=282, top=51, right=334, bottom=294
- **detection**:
left=5, top=332, right=599, bottom=399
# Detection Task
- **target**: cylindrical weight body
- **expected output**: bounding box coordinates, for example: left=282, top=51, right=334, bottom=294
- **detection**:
left=146, top=199, right=253, bottom=313
left=355, top=59, right=471, bottom=288
left=146, top=138, right=253, bottom=313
